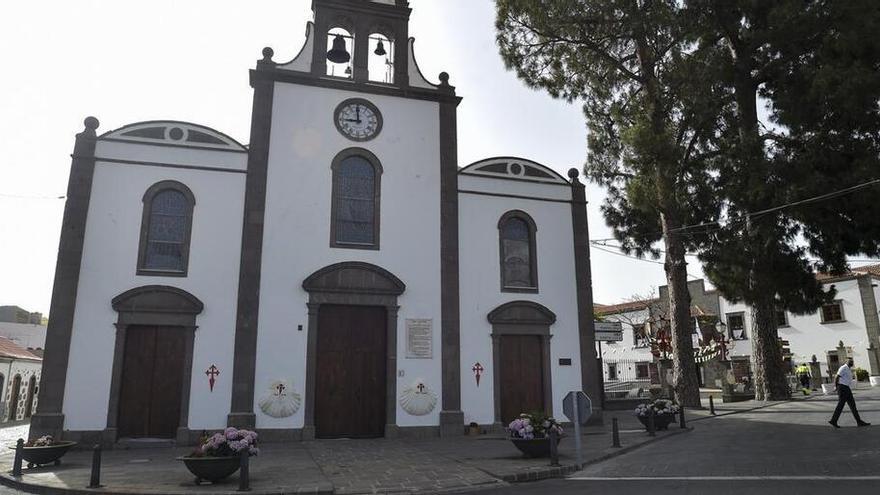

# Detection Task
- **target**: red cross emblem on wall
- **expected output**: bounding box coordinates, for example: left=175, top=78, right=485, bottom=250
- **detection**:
left=472, top=362, right=484, bottom=387
left=205, top=365, right=220, bottom=392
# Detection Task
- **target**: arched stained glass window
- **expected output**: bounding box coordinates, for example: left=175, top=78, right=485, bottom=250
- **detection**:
left=331, top=149, right=382, bottom=249
left=137, top=181, right=195, bottom=275
left=499, top=211, right=538, bottom=292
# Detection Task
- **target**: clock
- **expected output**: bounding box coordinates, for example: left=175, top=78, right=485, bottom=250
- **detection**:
left=334, top=98, right=382, bottom=141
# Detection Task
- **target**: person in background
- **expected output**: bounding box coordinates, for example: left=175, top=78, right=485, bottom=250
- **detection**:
left=829, top=357, right=871, bottom=428
left=797, top=363, right=812, bottom=394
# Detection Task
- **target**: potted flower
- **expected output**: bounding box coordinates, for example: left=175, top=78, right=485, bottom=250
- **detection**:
left=633, top=399, right=679, bottom=430
left=507, top=412, right=564, bottom=458
left=177, top=427, right=258, bottom=485
left=468, top=422, right=481, bottom=436
left=8, top=436, right=77, bottom=468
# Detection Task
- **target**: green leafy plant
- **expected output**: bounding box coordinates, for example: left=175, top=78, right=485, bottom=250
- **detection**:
left=854, top=368, right=870, bottom=382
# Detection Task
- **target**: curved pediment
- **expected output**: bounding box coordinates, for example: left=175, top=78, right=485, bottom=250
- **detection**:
left=111, top=285, right=204, bottom=315
left=303, top=262, right=405, bottom=296
left=487, top=301, right=556, bottom=325
left=100, top=121, right=247, bottom=151
left=460, top=157, right=569, bottom=185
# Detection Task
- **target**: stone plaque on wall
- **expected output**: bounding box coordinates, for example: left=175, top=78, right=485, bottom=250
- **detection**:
left=406, top=319, right=433, bottom=359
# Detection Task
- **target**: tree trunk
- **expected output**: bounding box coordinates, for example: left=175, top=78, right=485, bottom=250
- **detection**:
left=750, top=295, right=791, bottom=400
left=661, top=214, right=702, bottom=408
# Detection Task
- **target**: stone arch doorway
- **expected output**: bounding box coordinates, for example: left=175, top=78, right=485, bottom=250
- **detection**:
left=106, top=285, right=203, bottom=443
left=488, top=301, right=556, bottom=426
left=302, top=262, right=405, bottom=439
left=24, top=375, right=36, bottom=418
left=8, top=375, right=21, bottom=421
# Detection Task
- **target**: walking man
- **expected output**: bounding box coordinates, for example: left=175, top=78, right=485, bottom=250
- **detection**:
left=829, top=357, right=871, bottom=428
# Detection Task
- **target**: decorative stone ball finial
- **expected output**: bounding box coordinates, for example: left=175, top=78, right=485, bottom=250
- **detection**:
left=438, top=72, right=450, bottom=86
left=83, top=116, right=100, bottom=131
left=567, top=167, right=580, bottom=180
left=262, top=47, right=274, bottom=62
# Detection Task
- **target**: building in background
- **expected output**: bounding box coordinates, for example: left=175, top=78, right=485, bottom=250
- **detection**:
left=0, top=337, right=42, bottom=422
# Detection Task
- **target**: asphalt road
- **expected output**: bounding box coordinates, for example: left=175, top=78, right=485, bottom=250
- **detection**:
left=484, top=388, right=880, bottom=495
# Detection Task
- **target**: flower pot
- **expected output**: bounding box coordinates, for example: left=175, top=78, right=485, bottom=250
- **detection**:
left=177, top=456, right=242, bottom=485
left=510, top=436, right=562, bottom=458
left=9, top=441, right=77, bottom=468
left=637, top=413, right=675, bottom=431
left=468, top=425, right=481, bottom=436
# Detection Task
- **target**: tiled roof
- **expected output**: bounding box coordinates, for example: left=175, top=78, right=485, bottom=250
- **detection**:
left=816, top=263, right=880, bottom=282
left=596, top=299, right=658, bottom=315
left=0, top=336, right=42, bottom=361
left=853, top=263, right=880, bottom=277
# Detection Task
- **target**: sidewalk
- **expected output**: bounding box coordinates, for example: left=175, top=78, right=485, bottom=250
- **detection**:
left=0, top=410, right=687, bottom=495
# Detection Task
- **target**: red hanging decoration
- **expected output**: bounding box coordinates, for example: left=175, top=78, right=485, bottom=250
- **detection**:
left=472, top=362, right=484, bottom=387
left=205, top=364, right=220, bottom=392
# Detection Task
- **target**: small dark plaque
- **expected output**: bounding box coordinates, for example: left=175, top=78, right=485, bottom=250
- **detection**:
left=559, top=358, right=572, bottom=366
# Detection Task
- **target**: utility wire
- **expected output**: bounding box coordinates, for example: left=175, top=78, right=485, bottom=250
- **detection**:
left=0, top=193, right=65, bottom=200
left=590, top=244, right=702, bottom=280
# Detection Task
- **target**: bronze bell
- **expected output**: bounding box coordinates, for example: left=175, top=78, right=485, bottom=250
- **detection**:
left=374, top=40, right=387, bottom=56
left=327, top=34, right=351, bottom=64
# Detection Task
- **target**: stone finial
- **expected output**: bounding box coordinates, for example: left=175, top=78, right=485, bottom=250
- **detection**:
left=261, top=47, right=275, bottom=62
left=567, top=168, right=579, bottom=180
left=83, top=116, right=100, bottom=131
left=438, top=72, right=450, bottom=86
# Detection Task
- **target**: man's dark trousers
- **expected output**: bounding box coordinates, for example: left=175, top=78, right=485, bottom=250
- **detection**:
left=831, top=385, right=864, bottom=424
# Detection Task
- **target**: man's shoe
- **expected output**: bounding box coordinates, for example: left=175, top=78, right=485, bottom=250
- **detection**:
left=829, top=421, right=840, bottom=428
left=857, top=421, right=871, bottom=427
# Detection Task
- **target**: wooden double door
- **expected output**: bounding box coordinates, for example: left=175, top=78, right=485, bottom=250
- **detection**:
left=498, top=335, right=547, bottom=424
left=117, top=325, right=186, bottom=439
left=315, top=305, right=387, bottom=438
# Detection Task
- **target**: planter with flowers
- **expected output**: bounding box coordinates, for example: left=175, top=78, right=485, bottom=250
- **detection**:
left=634, top=399, right=679, bottom=430
left=177, top=428, right=258, bottom=485
left=8, top=436, right=77, bottom=468
left=506, top=412, right=564, bottom=458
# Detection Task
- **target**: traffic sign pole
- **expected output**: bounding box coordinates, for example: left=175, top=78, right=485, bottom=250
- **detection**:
left=572, top=398, right=583, bottom=467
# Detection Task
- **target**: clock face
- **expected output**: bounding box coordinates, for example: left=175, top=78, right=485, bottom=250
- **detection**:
left=334, top=99, right=382, bottom=141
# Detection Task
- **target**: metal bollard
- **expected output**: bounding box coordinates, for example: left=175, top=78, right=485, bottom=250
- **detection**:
left=548, top=428, right=560, bottom=466
left=88, top=444, right=103, bottom=488
left=709, top=395, right=716, bottom=415
left=238, top=451, right=250, bottom=492
left=12, top=439, right=23, bottom=477
left=647, top=409, right=656, bottom=437
left=679, top=405, right=687, bottom=429
left=612, top=418, right=621, bottom=447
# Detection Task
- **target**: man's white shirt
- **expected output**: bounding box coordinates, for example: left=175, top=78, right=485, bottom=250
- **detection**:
left=837, top=364, right=855, bottom=388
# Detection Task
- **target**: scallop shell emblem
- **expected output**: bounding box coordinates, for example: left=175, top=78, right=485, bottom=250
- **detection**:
left=399, top=379, right=437, bottom=416
left=258, top=379, right=301, bottom=418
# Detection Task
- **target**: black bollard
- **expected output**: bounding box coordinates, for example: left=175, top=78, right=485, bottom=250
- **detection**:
left=647, top=409, right=656, bottom=437
left=679, top=405, right=687, bottom=429
left=612, top=418, right=621, bottom=447
left=548, top=428, right=560, bottom=467
left=88, top=444, right=102, bottom=489
left=709, top=395, right=716, bottom=415
left=238, top=451, right=250, bottom=492
left=12, top=439, right=23, bottom=477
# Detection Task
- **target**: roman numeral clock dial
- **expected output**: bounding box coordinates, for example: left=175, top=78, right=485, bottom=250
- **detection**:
left=334, top=98, right=383, bottom=142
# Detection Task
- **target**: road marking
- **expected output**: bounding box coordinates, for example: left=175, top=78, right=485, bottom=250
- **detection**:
left=568, top=476, right=880, bottom=481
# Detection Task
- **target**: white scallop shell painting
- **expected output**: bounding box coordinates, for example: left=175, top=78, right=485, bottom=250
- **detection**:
left=258, top=379, right=302, bottom=418
left=399, top=379, right=437, bottom=416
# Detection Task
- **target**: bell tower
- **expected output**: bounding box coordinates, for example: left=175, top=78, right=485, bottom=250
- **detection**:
left=310, top=0, right=411, bottom=86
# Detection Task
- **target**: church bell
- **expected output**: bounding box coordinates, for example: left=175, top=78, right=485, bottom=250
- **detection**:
left=374, top=40, right=387, bottom=56
left=327, top=34, right=351, bottom=64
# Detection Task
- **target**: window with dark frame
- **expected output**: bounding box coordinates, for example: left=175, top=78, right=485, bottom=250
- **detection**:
left=331, top=151, right=382, bottom=249
left=727, top=313, right=746, bottom=340
left=821, top=301, right=844, bottom=323
left=607, top=362, right=618, bottom=381
left=633, top=324, right=648, bottom=348
left=635, top=362, right=650, bottom=380
left=137, top=182, right=194, bottom=276
left=499, top=211, right=537, bottom=292
left=776, top=309, right=789, bottom=327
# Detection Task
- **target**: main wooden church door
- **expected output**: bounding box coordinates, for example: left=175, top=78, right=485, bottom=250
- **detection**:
left=315, top=305, right=387, bottom=438
left=117, top=325, right=186, bottom=439
left=499, top=335, right=546, bottom=424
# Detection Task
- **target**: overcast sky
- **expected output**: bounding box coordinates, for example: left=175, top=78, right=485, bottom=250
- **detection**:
left=0, top=0, right=699, bottom=315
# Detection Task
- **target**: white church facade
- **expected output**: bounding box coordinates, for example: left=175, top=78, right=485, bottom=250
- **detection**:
left=32, top=0, right=601, bottom=445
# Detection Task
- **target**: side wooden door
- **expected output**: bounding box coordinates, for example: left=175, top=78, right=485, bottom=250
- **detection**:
left=315, top=305, right=387, bottom=438
left=499, top=335, right=546, bottom=424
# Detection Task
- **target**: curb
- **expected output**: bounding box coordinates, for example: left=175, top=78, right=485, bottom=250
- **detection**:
left=498, top=426, right=692, bottom=483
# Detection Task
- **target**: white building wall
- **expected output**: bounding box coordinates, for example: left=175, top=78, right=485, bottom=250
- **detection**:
left=600, top=309, right=654, bottom=370
left=458, top=176, right=581, bottom=425
left=254, top=83, right=443, bottom=429
left=2, top=360, right=42, bottom=422
left=63, top=144, right=246, bottom=432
